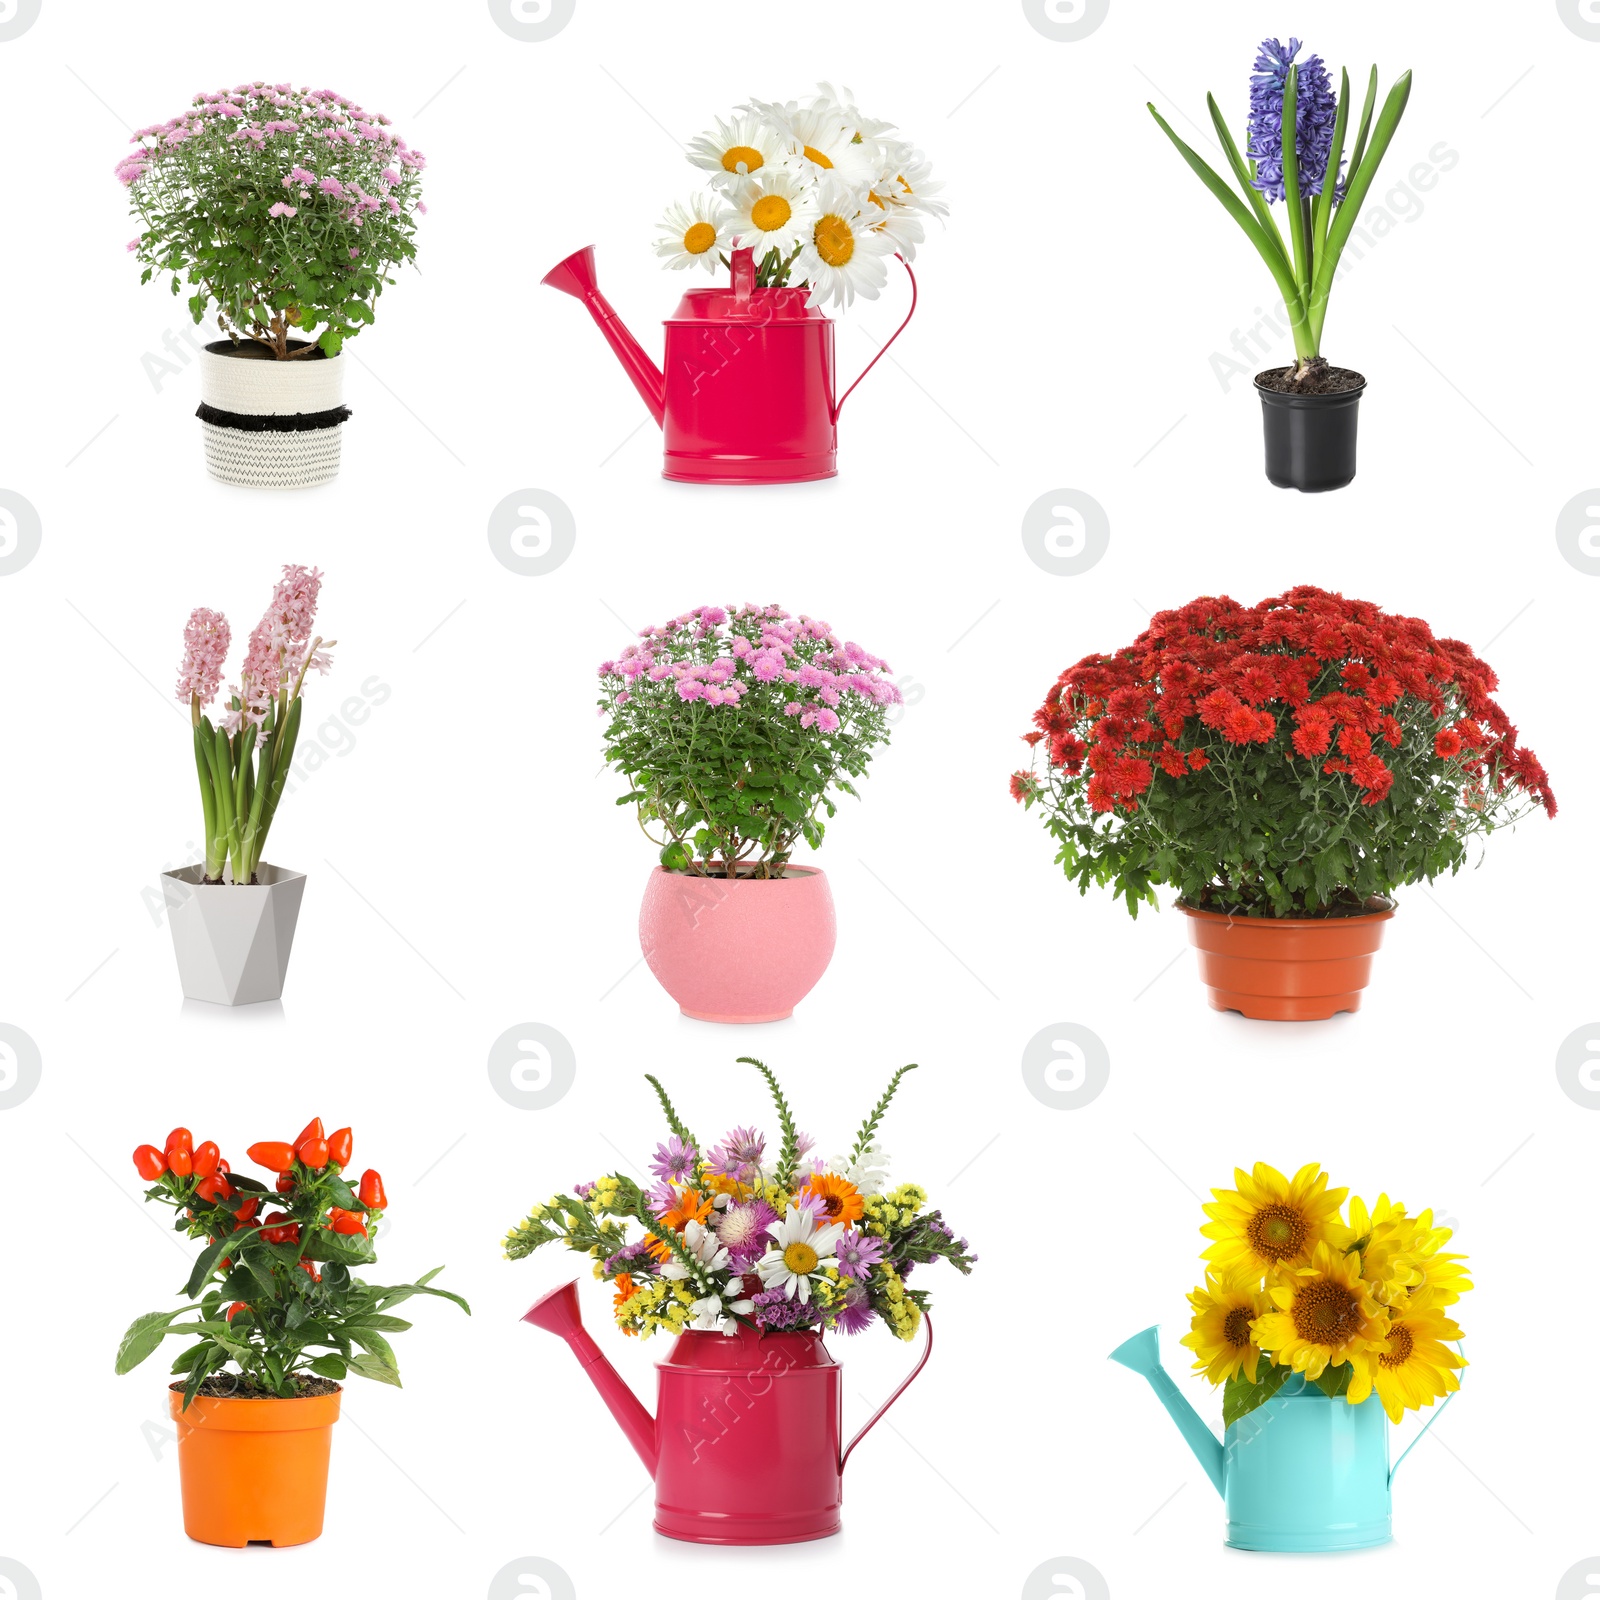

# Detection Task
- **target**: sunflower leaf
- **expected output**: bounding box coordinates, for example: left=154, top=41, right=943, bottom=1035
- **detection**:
left=1312, top=1362, right=1354, bottom=1399
left=1223, top=1362, right=1292, bottom=1428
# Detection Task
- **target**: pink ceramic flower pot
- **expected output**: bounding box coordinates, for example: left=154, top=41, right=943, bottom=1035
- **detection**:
left=638, top=865, right=836, bottom=1023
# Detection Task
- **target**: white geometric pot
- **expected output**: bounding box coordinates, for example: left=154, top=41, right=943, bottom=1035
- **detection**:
left=163, top=863, right=307, bottom=1006
left=198, top=341, right=348, bottom=489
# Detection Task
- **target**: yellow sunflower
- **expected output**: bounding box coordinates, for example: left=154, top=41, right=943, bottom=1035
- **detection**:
left=1366, top=1298, right=1465, bottom=1423
left=1334, top=1193, right=1424, bottom=1306
left=1201, top=1162, right=1348, bottom=1278
left=1181, top=1270, right=1273, bottom=1385
left=1405, top=1211, right=1472, bottom=1307
left=1254, top=1242, right=1388, bottom=1399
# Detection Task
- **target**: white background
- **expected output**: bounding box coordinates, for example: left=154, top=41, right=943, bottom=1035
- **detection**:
left=1, top=2, right=1597, bottom=1598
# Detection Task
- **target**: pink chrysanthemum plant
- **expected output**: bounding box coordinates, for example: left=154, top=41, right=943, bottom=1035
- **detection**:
left=118, top=83, right=425, bottom=358
left=176, top=566, right=334, bottom=885
left=598, top=604, right=900, bottom=880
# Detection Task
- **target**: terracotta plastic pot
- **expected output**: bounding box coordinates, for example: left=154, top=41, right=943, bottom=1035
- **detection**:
left=168, top=1384, right=340, bottom=1546
left=638, top=864, right=836, bottom=1023
left=1178, top=900, right=1395, bottom=1021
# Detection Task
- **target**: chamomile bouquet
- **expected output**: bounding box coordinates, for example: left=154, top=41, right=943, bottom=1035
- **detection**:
left=654, top=84, right=945, bottom=308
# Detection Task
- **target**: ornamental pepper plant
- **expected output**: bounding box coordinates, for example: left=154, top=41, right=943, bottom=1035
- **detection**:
left=117, top=1119, right=467, bottom=1405
left=1149, top=40, right=1411, bottom=385
left=1185, top=1162, right=1467, bottom=1426
left=117, top=82, right=426, bottom=359
left=175, top=565, right=334, bottom=886
left=598, top=604, right=900, bottom=880
left=1011, top=587, right=1554, bottom=918
left=505, top=1059, right=975, bottom=1340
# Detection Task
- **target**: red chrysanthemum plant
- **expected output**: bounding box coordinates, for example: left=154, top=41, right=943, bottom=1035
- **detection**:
left=1010, top=587, right=1554, bottom=918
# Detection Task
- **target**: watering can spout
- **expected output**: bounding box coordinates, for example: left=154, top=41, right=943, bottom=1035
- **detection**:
left=1109, top=1325, right=1227, bottom=1498
left=542, top=245, right=666, bottom=427
left=523, top=1280, right=658, bottom=1477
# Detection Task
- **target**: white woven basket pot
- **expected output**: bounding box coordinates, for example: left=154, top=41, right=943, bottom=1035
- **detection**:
left=198, top=341, right=348, bottom=489
left=163, top=862, right=307, bottom=1005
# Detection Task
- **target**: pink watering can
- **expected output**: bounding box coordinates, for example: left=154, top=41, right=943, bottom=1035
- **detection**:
left=523, top=1279, right=931, bottom=1544
left=542, top=244, right=917, bottom=485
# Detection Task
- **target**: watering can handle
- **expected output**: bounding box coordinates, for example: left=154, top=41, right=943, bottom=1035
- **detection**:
left=832, top=256, right=919, bottom=422
left=1389, top=1340, right=1465, bottom=1486
left=840, top=1311, right=932, bottom=1472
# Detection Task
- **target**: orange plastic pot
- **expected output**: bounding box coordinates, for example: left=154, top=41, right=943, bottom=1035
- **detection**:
left=1178, top=901, right=1395, bottom=1021
left=168, top=1384, right=340, bottom=1547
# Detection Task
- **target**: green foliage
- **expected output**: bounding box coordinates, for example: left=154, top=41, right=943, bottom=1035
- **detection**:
left=740, top=1057, right=800, bottom=1189
left=1223, top=1362, right=1293, bottom=1427
left=850, top=1064, right=918, bottom=1164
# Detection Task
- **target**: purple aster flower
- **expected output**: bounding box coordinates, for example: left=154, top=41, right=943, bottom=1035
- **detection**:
left=834, top=1282, right=877, bottom=1334
left=753, top=1287, right=820, bottom=1332
left=834, top=1228, right=886, bottom=1282
left=648, top=1134, right=697, bottom=1185
left=573, top=1180, right=596, bottom=1200
left=603, top=1241, right=658, bottom=1277
left=1246, top=38, right=1340, bottom=203
left=715, top=1196, right=778, bottom=1269
left=705, top=1125, right=765, bottom=1179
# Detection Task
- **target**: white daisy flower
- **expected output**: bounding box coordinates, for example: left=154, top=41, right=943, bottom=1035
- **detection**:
left=686, top=113, right=784, bottom=188
left=727, top=168, right=817, bottom=266
left=872, top=146, right=949, bottom=223
left=810, top=83, right=897, bottom=146
left=756, top=1204, right=844, bottom=1304
left=793, top=177, right=897, bottom=309
left=654, top=193, right=735, bottom=275
left=746, top=96, right=881, bottom=189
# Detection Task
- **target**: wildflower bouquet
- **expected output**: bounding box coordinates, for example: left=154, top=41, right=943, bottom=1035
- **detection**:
left=1186, top=1162, right=1467, bottom=1425
left=1011, top=586, right=1554, bottom=917
left=117, top=1117, right=467, bottom=1406
left=655, top=84, right=945, bottom=307
left=176, top=565, right=334, bottom=885
left=118, top=83, right=426, bottom=358
left=504, top=1060, right=974, bottom=1340
left=1149, top=40, right=1410, bottom=386
left=600, top=604, right=900, bottom=880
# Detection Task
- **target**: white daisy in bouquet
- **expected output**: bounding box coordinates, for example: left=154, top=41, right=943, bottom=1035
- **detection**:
left=686, top=112, right=784, bottom=186
left=727, top=169, right=817, bottom=264
left=653, top=83, right=947, bottom=309
left=654, top=193, right=736, bottom=274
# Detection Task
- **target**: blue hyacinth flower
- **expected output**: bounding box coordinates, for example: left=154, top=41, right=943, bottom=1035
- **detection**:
left=1246, top=37, right=1342, bottom=203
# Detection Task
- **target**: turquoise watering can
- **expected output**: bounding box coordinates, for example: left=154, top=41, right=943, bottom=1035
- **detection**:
left=1109, top=1325, right=1459, bottom=1552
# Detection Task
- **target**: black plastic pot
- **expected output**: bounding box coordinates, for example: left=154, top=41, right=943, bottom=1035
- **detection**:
left=1255, top=372, right=1366, bottom=492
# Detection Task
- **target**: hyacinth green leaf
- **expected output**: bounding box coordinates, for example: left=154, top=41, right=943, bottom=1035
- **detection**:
left=1280, top=67, right=1312, bottom=312
left=1205, top=92, right=1290, bottom=274
left=1347, top=66, right=1380, bottom=181
left=1147, top=105, right=1309, bottom=342
left=1312, top=68, right=1352, bottom=269
left=1310, top=71, right=1413, bottom=342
